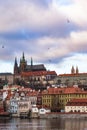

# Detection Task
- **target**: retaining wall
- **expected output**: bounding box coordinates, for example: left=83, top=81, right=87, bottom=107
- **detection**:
left=39, top=112, right=87, bottom=119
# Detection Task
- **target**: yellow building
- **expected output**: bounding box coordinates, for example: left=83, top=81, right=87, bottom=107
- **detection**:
left=42, top=87, right=87, bottom=111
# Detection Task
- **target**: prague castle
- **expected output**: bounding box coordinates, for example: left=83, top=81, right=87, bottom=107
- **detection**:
left=13, top=53, right=57, bottom=87
left=14, top=52, right=46, bottom=75
left=54, top=66, right=87, bottom=89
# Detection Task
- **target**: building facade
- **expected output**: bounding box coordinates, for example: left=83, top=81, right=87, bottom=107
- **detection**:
left=42, top=87, right=87, bottom=111
left=14, top=52, right=46, bottom=75
left=13, top=53, right=57, bottom=87
left=0, top=73, right=13, bottom=86
left=54, top=66, right=87, bottom=88
left=65, top=99, right=87, bottom=113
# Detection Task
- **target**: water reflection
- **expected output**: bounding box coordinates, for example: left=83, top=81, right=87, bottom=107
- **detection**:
left=65, top=118, right=87, bottom=130
left=0, top=118, right=87, bottom=130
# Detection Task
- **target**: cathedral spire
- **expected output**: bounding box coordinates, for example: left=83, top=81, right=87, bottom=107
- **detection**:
left=31, top=57, right=33, bottom=71
left=22, top=52, right=25, bottom=61
left=31, top=57, right=33, bottom=66
left=14, top=57, right=18, bottom=67
left=14, top=57, right=18, bottom=74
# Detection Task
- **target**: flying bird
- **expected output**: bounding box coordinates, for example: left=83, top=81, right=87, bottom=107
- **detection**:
left=48, top=59, right=51, bottom=62
left=67, top=19, right=70, bottom=23
left=2, top=45, right=4, bottom=48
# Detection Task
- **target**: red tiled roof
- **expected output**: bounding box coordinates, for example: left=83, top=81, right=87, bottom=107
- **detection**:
left=19, top=87, right=32, bottom=92
left=59, top=73, right=87, bottom=77
left=21, top=71, right=57, bottom=77
left=70, top=98, right=87, bottom=103
left=42, top=87, right=87, bottom=95
left=66, top=98, right=87, bottom=106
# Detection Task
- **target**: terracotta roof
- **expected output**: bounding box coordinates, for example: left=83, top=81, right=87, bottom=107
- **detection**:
left=19, top=87, right=32, bottom=92
left=21, top=71, right=57, bottom=77
left=42, top=87, right=87, bottom=95
left=66, top=98, right=87, bottom=106
left=70, top=98, right=87, bottom=103
left=59, top=73, right=87, bottom=77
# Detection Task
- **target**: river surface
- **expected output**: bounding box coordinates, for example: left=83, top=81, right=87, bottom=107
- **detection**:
left=0, top=117, right=87, bottom=130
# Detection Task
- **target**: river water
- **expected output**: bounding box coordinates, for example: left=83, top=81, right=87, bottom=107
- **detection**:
left=0, top=117, right=87, bottom=130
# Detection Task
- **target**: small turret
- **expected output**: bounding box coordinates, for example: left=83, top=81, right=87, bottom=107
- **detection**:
left=76, top=66, right=79, bottom=74
left=71, top=66, right=75, bottom=74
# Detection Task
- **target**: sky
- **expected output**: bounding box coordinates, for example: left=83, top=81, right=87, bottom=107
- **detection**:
left=0, top=0, right=87, bottom=74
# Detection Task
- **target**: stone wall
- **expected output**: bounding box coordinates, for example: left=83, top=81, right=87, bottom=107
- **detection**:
left=39, top=112, right=87, bottom=119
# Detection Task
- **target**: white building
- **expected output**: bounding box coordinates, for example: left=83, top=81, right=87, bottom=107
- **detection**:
left=31, top=105, right=39, bottom=118
left=65, top=99, right=87, bottom=113
left=28, top=90, right=37, bottom=106
left=10, top=98, right=18, bottom=114
left=18, top=97, right=31, bottom=117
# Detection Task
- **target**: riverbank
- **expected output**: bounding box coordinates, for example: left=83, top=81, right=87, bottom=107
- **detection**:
left=11, top=112, right=87, bottom=119
left=39, top=112, right=87, bottom=119
left=0, top=112, right=12, bottom=119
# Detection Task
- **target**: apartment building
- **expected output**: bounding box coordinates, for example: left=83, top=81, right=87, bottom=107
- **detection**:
left=65, top=99, right=87, bottom=113
left=42, top=87, right=87, bottom=111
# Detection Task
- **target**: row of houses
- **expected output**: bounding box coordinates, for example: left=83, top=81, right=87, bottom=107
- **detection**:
left=1, top=85, right=87, bottom=117
left=65, top=98, right=87, bottom=113
left=0, top=85, right=51, bottom=118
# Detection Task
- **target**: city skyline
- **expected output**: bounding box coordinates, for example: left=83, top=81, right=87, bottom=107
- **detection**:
left=0, top=0, right=87, bottom=74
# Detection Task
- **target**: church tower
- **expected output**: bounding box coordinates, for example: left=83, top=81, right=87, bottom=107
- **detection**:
left=20, top=52, right=27, bottom=72
left=31, top=57, right=33, bottom=71
left=14, top=57, right=18, bottom=74
left=76, top=66, right=79, bottom=74
left=71, top=66, right=75, bottom=74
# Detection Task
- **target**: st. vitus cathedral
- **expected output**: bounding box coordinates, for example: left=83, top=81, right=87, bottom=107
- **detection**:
left=14, top=52, right=46, bottom=75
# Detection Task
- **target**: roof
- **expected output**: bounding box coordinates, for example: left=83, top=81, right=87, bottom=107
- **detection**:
left=26, top=64, right=46, bottom=71
left=59, top=73, right=87, bottom=77
left=42, top=87, right=87, bottom=95
left=71, top=98, right=87, bottom=103
left=0, top=73, right=13, bottom=76
left=21, top=71, right=57, bottom=77
left=66, top=98, right=87, bottom=106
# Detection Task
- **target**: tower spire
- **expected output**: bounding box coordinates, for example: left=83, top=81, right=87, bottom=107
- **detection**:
left=71, top=66, right=75, bottom=74
left=76, top=66, right=79, bottom=74
left=19, top=52, right=27, bottom=72
left=31, top=57, right=33, bottom=71
left=14, top=57, right=18, bottom=66
left=22, top=52, right=25, bottom=61
left=14, top=57, right=18, bottom=74
left=31, top=57, right=33, bottom=66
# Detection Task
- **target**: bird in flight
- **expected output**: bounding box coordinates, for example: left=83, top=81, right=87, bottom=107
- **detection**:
left=67, top=19, right=70, bottom=23
left=2, top=45, right=4, bottom=48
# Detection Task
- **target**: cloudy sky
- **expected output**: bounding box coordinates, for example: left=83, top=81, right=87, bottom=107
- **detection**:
left=0, top=0, right=87, bottom=74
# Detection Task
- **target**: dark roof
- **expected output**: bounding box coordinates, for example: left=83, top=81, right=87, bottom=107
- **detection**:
left=0, top=73, right=13, bottom=76
left=26, top=64, right=46, bottom=71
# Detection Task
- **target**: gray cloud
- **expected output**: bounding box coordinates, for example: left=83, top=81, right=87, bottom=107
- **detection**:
left=0, top=0, right=87, bottom=73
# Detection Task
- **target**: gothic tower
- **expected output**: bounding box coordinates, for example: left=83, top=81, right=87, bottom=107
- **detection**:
left=14, top=57, right=18, bottom=74
left=20, top=52, right=27, bottom=72
left=31, top=57, right=33, bottom=71
left=76, top=66, right=79, bottom=74
left=71, top=66, right=75, bottom=74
